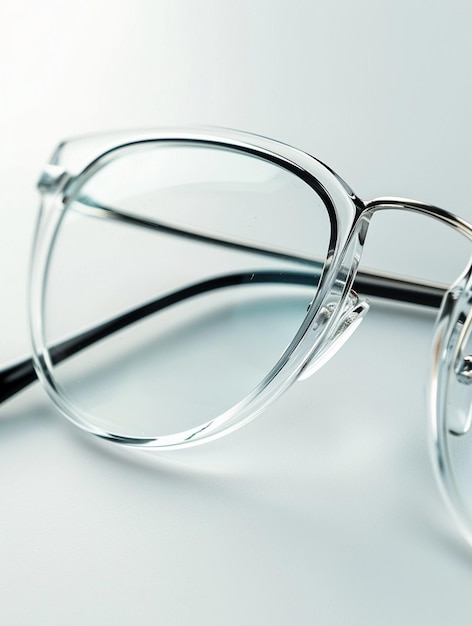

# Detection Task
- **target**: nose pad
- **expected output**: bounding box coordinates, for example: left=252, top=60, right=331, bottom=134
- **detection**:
left=449, top=337, right=472, bottom=436
left=432, top=262, right=472, bottom=437
left=297, top=291, right=369, bottom=381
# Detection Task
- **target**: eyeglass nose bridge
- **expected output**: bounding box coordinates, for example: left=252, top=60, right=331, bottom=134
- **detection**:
left=297, top=290, right=369, bottom=381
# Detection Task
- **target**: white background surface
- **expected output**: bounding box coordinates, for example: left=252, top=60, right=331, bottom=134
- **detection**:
left=2, top=1, right=472, bottom=624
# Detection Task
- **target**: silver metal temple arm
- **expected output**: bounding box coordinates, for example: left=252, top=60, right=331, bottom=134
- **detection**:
left=77, top=195, right=448, bottom=308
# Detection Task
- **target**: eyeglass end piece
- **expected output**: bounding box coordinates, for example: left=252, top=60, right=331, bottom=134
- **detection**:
left=37, top=165, right=71, bottom=194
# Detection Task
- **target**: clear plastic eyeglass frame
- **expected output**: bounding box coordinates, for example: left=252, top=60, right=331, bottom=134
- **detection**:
left=2, top=127, right=472, bottom=548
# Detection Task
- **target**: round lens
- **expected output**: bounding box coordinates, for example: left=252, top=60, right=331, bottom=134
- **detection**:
left=41, top=142, right=331, bottom=441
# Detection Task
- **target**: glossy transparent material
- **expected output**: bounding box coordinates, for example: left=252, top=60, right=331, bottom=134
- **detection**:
left=30, top=129, right=363, bottom=447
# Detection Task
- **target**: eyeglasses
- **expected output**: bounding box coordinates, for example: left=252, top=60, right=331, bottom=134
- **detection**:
left=2, top=127, right=472, bottom=547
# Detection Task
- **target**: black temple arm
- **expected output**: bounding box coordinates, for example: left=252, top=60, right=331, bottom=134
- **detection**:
left=0, top=270, right=316, bottom=405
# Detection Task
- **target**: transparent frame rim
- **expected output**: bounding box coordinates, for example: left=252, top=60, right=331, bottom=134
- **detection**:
left=29, top=128, right=361, bottom=448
